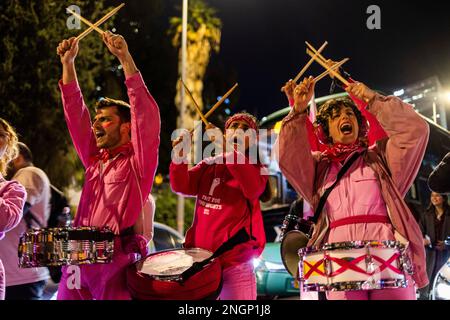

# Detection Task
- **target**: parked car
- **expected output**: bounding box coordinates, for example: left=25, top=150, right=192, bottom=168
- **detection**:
left=254, top=205, right=299, bottom=299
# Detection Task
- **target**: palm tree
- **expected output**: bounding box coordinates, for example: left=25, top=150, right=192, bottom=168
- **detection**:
left=169, top=0, right=222, bottom=129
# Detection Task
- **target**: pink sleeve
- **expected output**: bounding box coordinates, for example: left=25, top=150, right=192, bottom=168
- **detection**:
left=126, top=72, right=161, bottom=180
left=169, top=161, right=208, bottom=197
left=0, top=181, right=26, bottom=234
left=277, top=111, right=317, bottom=203
left=59, top=80, right=98, bottom=168
left=225, top=151, right=269, bottom=200
left=368, top=94, right=430, bottom=195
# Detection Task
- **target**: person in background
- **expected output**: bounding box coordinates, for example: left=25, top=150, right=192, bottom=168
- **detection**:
left=419, top=192, right=450, bottom=299
left=0, top=119, right=27, bottom=300
left=0, top=142, right=51, bottom=300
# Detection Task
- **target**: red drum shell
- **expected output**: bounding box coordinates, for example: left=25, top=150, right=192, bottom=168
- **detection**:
left=126, top=250, right=222, bottom=300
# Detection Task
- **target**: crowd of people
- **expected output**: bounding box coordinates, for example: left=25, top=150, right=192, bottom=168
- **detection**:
left=0, top=30, right=448, bottom=301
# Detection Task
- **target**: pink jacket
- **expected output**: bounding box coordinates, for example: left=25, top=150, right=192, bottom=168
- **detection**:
left=170, top=151, right=268, bottom=269
left=59, top=72, right=160, bottom=236
left=0, top=179, right=26, bottom=240
left=278, top=93, right=430, bottom=288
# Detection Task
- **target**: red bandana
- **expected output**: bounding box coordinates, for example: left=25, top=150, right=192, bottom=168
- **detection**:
left=225, top=114, right=257, bottom=131
left=321, top=141, right=364, bottom=163
left=96, top=142, right=133, bottom=163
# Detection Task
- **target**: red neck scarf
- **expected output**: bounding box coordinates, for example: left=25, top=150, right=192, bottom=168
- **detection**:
left=321, top=141, right=364, bottom=163
left=96, top=142, right=133, bottom=163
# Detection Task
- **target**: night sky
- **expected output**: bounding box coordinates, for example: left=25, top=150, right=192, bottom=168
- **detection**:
left=203, top=0, right=450, bottom=118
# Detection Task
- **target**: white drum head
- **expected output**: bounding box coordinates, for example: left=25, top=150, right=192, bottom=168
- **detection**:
left=139, top=248, right=212, bottom=276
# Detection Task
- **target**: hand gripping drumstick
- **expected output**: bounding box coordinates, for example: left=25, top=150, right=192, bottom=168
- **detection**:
left=67, top=8, right=105, bottom=36
left=75, top=3, right=125, bottom=41
left=180, top=80, right=209, bottom=126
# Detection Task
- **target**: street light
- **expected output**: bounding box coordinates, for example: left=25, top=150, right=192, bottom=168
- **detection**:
left=177, top=0, right=188, bottom=235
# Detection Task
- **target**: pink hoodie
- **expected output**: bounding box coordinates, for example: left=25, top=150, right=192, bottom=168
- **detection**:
left=0, top=178, right=26, bottom=299
left=278, top=93, right=429, bottom=288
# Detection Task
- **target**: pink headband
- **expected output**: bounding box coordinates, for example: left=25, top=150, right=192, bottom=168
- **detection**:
left=225, top=114, right=258, bottom=131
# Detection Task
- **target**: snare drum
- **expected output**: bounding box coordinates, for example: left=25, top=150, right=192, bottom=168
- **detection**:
left=18, top=227, right=114, bottom=267
left=280, top=214, right=314, bottom=276
left=127, top=248, right=222, bottom=300
left=298, top=240, right=413, bottom=292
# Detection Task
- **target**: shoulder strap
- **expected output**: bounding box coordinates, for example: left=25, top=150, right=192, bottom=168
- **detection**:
left=311, top=152, right=361, bottom=223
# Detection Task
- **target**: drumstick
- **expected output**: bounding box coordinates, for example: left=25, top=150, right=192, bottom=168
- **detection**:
left=306, top=49, right=349, bottom=86
left=204, top=83, right=239, bottom=119
left=293, top=41, right=328, bottom=83
left=76, top=3, right=125, bottom=41
left=181, top=80, right=209, bottom=126
left=305, top=41, right=329, bottom=64
left=67, top=7, right=105, bottom=36
left=314, top=58, right=349, bottom=83
left=189, top=83, right=239, bottom=134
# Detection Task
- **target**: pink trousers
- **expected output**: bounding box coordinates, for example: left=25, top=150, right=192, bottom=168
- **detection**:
left=57, top=238, right=138, bottom=300
left=219, top=262, right=256, bottom=300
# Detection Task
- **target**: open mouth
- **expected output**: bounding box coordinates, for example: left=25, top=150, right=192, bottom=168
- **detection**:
left=340, top=123, right=353, bottom=135
left=95, top=131, right=106, bottom=139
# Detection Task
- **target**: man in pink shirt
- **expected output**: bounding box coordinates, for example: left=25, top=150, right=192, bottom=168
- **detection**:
left=278, top=76, right=429, bottom=300
left=55, top=31, right=160, bottom=300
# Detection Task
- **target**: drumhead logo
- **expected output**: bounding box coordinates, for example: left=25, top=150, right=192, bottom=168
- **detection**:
left=66, top=265, right=81, bottom=290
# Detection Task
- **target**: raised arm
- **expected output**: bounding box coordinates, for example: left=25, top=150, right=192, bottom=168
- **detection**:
left=277, top=77, right=317, bottom=203
left=346, top=82, right=430, bottom=195
left=57, top=37, right=98, bottom=168
left=103, top=32, right=161, bottom=179
left=225, top=151, right=268, bottom=200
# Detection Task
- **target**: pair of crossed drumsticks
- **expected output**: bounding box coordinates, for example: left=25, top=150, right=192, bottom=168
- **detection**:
left=66, top=3, right=125, bottom=41
left=281, top=41, right=350, bottom=92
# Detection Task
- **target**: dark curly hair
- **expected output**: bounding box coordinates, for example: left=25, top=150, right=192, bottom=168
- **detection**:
left=315, top=98, right=367, bottom=144
left=96, top=97, right=131, bottom=123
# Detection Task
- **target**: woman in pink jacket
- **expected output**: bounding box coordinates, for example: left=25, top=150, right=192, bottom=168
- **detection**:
left=278, top=76, right=429, bottom=300
left=170, top=113, right=268, bottom=300
left=0, top=118, right=27, bottom=300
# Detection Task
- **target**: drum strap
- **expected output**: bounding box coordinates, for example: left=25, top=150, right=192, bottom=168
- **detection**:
left=311, top=152, right=361, bottom=224
left=180, top=227, right=251, bottom=282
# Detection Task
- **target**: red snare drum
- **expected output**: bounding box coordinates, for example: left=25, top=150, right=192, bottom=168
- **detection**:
left=126, top=248, right=222, bottom=300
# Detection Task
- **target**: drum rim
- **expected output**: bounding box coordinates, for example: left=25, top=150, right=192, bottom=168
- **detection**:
left=298, top=240, right=405, bottom=255
left=301, top=279, right=409, bottom=292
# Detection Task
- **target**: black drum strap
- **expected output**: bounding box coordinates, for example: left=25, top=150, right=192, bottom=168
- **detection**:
left=180, top=228, right=251, bottom=282
left=311, top=152, right=361, bottom=224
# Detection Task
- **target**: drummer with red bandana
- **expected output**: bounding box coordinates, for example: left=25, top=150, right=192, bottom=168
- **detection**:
left=56, top=31, right=160, bottom=300
left=170, top=112, right=267, bottom=300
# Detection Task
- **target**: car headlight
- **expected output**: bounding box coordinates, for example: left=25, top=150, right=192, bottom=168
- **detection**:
left=433, top=274, right=450, bottom=300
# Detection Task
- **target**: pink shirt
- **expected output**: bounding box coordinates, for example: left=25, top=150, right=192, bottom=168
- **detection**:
left=323, top=152, right=394, bottom=243
left=59, top=72, right=160, bottom=235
